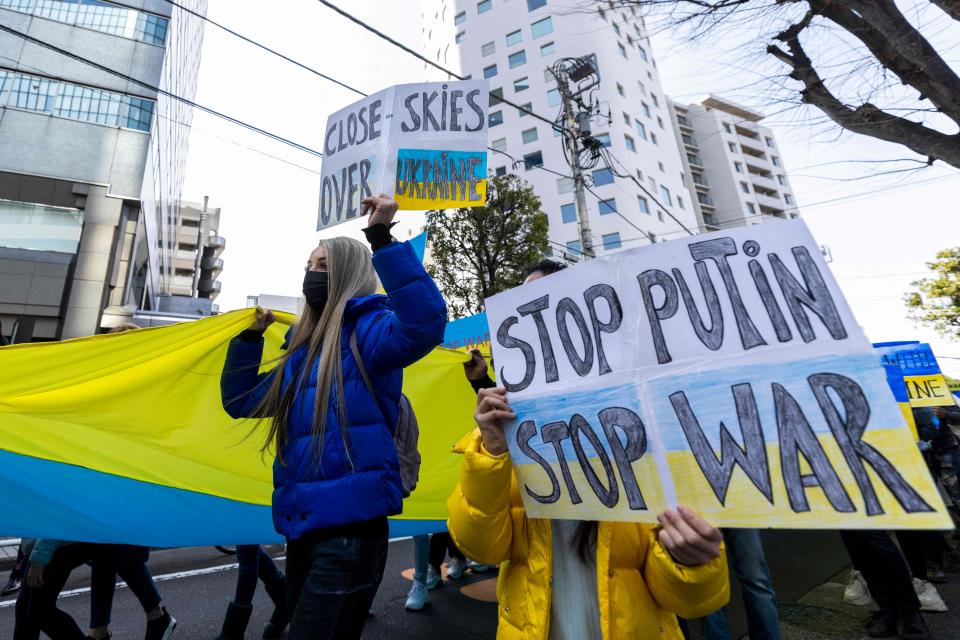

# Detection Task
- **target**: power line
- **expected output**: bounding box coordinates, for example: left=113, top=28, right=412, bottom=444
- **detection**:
left=160, top=0, right=367, bottom=97
left=0, top=23, right=326, bottom=158
left=313, top=0, right=565, bottom=131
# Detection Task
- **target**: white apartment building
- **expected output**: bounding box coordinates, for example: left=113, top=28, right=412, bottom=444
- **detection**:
left=421, top=0, right=703, bottom=259
left=670, top=96, right=800, bottom=232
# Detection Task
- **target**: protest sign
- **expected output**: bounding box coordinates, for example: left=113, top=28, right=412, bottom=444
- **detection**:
left=874, top=346, right=920, bottom=441
left=318, top=80, right=489, bottom=230
left=484, top=220, right=951, bottom=529
left=875, top=342, right=955, bottom=408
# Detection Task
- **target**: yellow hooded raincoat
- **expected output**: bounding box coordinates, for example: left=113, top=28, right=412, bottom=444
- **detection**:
left=447, top=430, right=730, bottom=640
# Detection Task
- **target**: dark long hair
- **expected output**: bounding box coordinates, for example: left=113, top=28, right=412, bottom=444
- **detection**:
left=572, top=521, right=599, bottom=562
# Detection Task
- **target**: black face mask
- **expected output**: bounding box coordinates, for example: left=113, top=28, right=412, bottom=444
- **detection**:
left=303, top=271, right=329, bottom=314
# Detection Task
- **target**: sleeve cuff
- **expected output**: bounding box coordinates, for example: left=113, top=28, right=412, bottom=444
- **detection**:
left=238, top=329, right=265, bottom=343
left=470, top=375, right=496, bottom=393
left=363, top=223, right=398, bottom=252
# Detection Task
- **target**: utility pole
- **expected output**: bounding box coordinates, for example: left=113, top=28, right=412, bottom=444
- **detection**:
left=555, top=70, right=594, bottom=260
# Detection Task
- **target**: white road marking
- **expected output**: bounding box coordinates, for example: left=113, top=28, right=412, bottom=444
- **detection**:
left=0, top=557, right=286, bottom=609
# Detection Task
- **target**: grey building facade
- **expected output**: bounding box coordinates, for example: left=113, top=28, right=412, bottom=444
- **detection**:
left=0, top=0, right=207, bottom=341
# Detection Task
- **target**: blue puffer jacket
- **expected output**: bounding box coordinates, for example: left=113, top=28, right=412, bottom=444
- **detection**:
left=220, top=240, right=446, bottom=540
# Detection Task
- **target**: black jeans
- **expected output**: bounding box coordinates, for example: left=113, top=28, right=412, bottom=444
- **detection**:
left=285, top=517, right=389, bottom=640
left=840, top=530, right=920, bottom=614
left=235, top=544, right=282, bottom=606
left=89, top=545, right=161, bottom=628
left=428, top=532, right=465, bottom=574
left=14, top=543, right=96, bottom=640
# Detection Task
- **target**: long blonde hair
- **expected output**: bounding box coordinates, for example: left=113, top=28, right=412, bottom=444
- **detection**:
left=254, top=236, right=380, bottom=465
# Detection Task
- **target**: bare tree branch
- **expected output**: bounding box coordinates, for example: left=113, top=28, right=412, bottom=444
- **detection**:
left=767, top=10, right=960, bottom=167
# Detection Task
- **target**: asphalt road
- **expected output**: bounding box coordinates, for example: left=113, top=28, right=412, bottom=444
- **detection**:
left=0, top=531, right=956, bottom=639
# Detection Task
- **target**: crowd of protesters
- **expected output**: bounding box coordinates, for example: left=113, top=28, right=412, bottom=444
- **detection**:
left=4, top=195, right=959, bottom=640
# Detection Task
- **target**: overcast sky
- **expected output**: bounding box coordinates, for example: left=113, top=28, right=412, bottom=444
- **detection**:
left=181, top=0, right=960, bottom=375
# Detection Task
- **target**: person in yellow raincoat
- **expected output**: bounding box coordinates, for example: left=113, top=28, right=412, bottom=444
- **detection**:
left=447, top=384, right=730, bottom=640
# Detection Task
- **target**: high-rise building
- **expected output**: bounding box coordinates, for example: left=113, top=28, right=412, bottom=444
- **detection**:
left=169, top=199, right=224, bottom=300
left=670, top=96, right=800, bottom=232
left=421, top=0, right=702, bottom=259
left=0, top=0, right=207, bottom=342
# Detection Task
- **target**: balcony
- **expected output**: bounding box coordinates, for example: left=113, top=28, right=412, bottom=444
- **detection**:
left=198, top=278, right=222, bottom=294
left=207, top=235, right=226, bottom=255
left=686, top=154, right=704, bottom=169
left=750, top=173, right=779, bottom=192
left=738, top=133, right=765, bottom=154
left=744, top=154, right=771, bottom=172
left=201, top=255, right=224, bottom=272
left=757, top=193, right=785, bottom=212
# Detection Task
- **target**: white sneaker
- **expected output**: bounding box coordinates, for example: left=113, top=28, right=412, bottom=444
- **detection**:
left=468, top=560, right=494, bottom=573
left=843, top=569, right=875, bottom=607
left=914, top=578, right=948, bottom=612
left=446, top=556, right=467, bottom=580
left=405, top=580, right=430, bottom=611
left=425, top=565, right=442, bottom=590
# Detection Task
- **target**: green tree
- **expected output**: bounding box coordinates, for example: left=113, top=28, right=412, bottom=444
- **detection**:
left=906, top=247, right=960, bottom=339
left=424, top=174, right=550, bottom=319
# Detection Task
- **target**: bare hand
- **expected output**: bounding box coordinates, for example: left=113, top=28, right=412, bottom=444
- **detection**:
left=463, top=349, right=489, bottom=381
left=26, top=564, right=44, bottom=589
left=474, top=387, right=514, bottom=456
left=251, top=308, right=275, bottom=333
left=933, top=407, right=947, bottom=419
left=361, top=194, right=399, bottom=227
left=657, top=506, right=724, bottom=566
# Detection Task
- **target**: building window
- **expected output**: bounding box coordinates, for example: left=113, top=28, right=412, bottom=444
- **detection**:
left=478, top=0, right=492, bottom=14
left=657, top=116, right=664, bottom=129
left=455, top=30, right=466, bottom=43
left=489, top=110, right=504, bottom=126
left=566, top=239, right=582, bottom=256
left=547, top=88, right=561, bottom=107
left=638, top=47, right=648, bottom=62
left=772, top=156, right=781, bottom=167
left=734, top=161, right=744, bottom=173
left=0, top=1, right=170, bottom=45
left=641, top=102, right=650, bottom=117
left=5, top=72, right=154, bottom=132
left=522, top=127, right=539, bottom=143
left=514, top=76, right=530, bottom=92
left=660, top=186, right=672, bottom=206
left=747, top=202, right=756, bottom=214
left=482, top=41, right=496, bottom=56
left=508, top=50, right=527, bottom=68
left=618, top=43, right=627, bottom=58
left=491, top=137, right=507, bottom=152
left=728, top=142, right=738, bottom=153
left=649, top=176, right=657, bottom=190
left=637, top=81, right=647, bottom=96
left=594, top=133, right=611, bottom=147
left=455, top=11, right=466, bottom=24
left=677, top=195, right=685, bottom=210
left=624, top=135, right=636, bottom=152
left=637, top=196, right=650, bottom=214
left=602, top=232, right=622, bottom=250
left=483, top=64, right=498, bottom=78
left=528, top=0, right=547, bottom=10
left=651, top=93, right=659, bottom=107
left=784, top=194, right=794, bottom=205
left=613, top=23, right=621, bottom=36
left=489, top=87, right=504, bottom=106
left=592, top=168, right=613, bottom=186
left=519, top=101, right=533, bottom=116
left=722, top=122, right=732, bottom=134
left=623, top=112, right=631, bottom=125
left=543, top=68, right=555, bottom=83
left=598, top=6, right=606, bottom=19
left=777, top=174, right=786, bottom=185
left=616, top=83, right=625, bottom=97
left=524, top=151, right=544, bottom=170
left=765, top=136, right=774, bottom=147
left=532, top=16, right=553, bottom=38
left=506, top=29, right=522, bottom=46
left=541, top=41, right=556, bottom=56
left=558, top=178, right=574, bottom=194
left=561, top=203, right=577, bottom=222
left=657, top=210, right=664, bottom=222
left=658, top=162, right=665, bottom=173
left=495, top=166, right=507, bottom=176
left=650, top=132, right=658, bottom=145
left=599, top=198, right=618, bottom=215
left=740, top=182, right=750, bottom=193
left=635, top=121, right=647, bottom=140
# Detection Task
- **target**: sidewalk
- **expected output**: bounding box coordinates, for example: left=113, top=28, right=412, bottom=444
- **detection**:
left=779, top=568, right=960, bottom=640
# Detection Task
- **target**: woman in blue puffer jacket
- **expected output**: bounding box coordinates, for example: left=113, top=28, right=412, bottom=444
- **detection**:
left=220, top=195, right=446, bottom=640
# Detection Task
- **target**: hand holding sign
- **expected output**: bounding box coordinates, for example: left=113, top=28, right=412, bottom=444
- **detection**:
left=657, top=506, right=723, bottom=566
left=475, top=387, right=513, bottom=457
left=361, top=194, right=399, bottom=227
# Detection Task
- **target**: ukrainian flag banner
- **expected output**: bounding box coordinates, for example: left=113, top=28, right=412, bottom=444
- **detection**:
left=0, top=310, right=477, bottom=546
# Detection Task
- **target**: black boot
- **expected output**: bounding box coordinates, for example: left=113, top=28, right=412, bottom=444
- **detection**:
left=215, top=601, right=253, bottom=640
left=900, top=609, right=935, bottom=640
left=262, top=573, right=288, bottom=639
left=865, top=609, right=898, bottom=638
